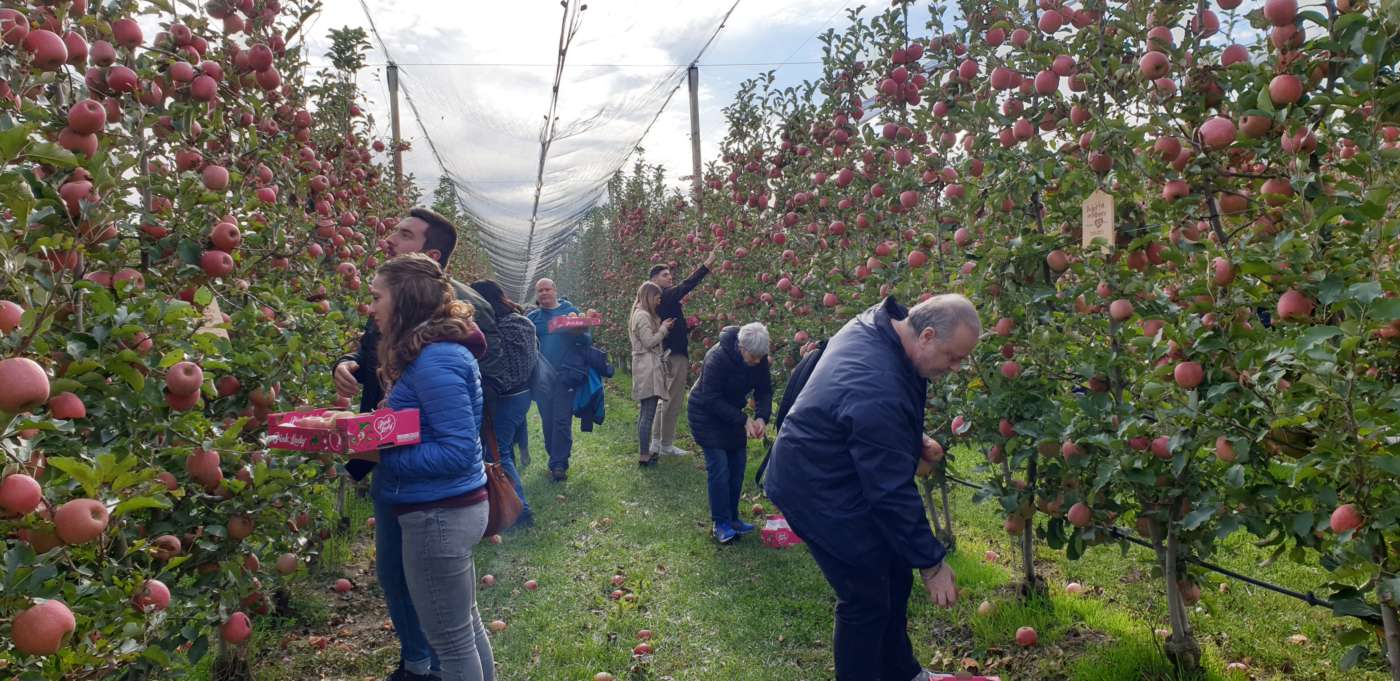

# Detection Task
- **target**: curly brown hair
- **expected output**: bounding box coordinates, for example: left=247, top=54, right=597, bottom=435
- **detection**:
left=373, top=253, right=477, bottom=389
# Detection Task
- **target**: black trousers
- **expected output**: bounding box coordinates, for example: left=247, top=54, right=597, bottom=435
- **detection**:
left=805, top=538, right=922, bottom=681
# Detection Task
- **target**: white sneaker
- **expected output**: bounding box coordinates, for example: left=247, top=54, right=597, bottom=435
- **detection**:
left=649, top=441, right=662, bottom=455
left=662, top=445, right=690, bottom=456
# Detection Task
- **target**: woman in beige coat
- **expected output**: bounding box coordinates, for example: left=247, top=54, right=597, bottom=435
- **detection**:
left=630, top=281, right=674, bottom=466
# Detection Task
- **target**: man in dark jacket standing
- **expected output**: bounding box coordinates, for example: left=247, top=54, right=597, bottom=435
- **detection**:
left=687, top=322, right=771, bottom=544
left=330, top=207, right=498, bottom=681
left=765, top=294, right=979, bottom=681
left=648, top=248, right=717, bottom=457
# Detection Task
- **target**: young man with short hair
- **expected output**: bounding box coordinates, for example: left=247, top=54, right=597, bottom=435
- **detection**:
left=647, top=248, right=717, bottom=456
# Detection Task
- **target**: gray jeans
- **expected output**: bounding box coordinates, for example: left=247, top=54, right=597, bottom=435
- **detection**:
left=398, top=503, right=495, bottom=681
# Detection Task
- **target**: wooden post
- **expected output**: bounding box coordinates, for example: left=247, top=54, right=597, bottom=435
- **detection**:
left=687, top=64, right=702, bottom=214
left=387, top=61, right=403, bottom=196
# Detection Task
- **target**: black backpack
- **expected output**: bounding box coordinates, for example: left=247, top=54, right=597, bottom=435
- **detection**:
left=755, top=339, right=828, bottom=486
left=482, top=313, right=538, bottom=395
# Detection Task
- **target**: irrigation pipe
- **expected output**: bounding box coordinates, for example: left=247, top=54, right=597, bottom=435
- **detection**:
left=941, top=473, right=1383, bottom=626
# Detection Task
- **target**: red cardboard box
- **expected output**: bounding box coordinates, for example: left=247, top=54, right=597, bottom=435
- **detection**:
left=267, top=408, right=420, bottom=459
left=759, top=514, right=804, bottom=548
left=928, top=675, right=1001, bottom=680
left=546, top=315, right=601, bottom=333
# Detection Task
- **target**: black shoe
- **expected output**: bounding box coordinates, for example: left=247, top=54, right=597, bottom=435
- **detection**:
left=386, top=666, right=440, bottom=681
left=548, top=468, right=568, bottom=482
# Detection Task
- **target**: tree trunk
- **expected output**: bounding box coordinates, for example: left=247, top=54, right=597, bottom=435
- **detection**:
left=1163, top=527, right=1202, bottom=670
left=1380, top=584, right=1400, bottom=681
left=938, top=475, right=955, bottom=549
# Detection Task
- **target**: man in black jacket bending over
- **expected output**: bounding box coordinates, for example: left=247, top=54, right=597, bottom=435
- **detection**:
left=647, top=248, right=717, bottom=457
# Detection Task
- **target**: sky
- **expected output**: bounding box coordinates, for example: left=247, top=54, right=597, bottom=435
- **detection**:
left=290, top=0, right=935, bottom=293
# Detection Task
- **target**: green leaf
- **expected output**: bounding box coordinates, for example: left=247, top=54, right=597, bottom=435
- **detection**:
left=1340, top=644, right=1369, bottom=670
left=194, top=287, right=213, bottom=307
left=158, top=349, right=185, bottom=370
left=1297, top=326, right=1341, bottom=352
left=215, top=418, right=249, bottom=447
left=1256, top=88, right=1276, bottom=113
left=1346, top=282, right=1383, bottom=306
left=26, top=142, right=78, bottom=169
left=110, top=360, right=145, bottom=392
left=1181, top=506, right=1215, bottom=531
left=1371, top=456, right=1400, bottom=476
left=0, top=122, right=34, bottom=162
left=44, top=457, right=101, bottom=496
left=1330, top=596, right=1379, bottom=620
left=1371, top=298, right=1400, bottom=321
left=112, top=496, right=171, bottom=518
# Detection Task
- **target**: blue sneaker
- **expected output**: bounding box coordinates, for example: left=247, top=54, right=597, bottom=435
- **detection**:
left=713, top=523, right=737, bottom=544
left=729, top=519, right=756, bottom=535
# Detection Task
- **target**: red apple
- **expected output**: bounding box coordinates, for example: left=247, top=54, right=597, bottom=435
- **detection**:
left=488, top=619, right=507, bottom=633
left=166, top=361, right=204, bottom=396
left=152, top=534, right=182, bottom=560
left=0, top=474, right=43, bottom=515
left=1276, top=289, right=1313, bottom=321
left=1015, top=626, right=1038, bottom=647
left=202, top=165, right=229, bottom=191
left=524, top=579, right=539, bottom=591
left=186, top=448, right=222, bottom=488
left=1269, top=74, right=1302, bottom=106
left=133, top=579, right=171, bottom=612
left=0, top=299, right=22, bottom=333
left=1198, top=117, right=1236, bottom=150
left=1068, top=502, right=1093, bottom=528
left=334, top=578, right=353, bottom=593
left=1139, top=51, right=1169, bottom=78
left=111, top=18, right=143, bottom=48
left=1205, top=441, right=1236, bottom=470
left=221, top=612, right=252, bottom=644
left=275, top=553, right=299, bottom=575
left=11, top=600, right=76, bottom=655
left=1151, top=436, right=1172, bottom=460
left=1174, top=362, right=1204, bottom=389
left=481, top=574, right=496, bottom=587
left=1109, top=299, right=1134, bottom=322
left=0, top=357, right=51, bottom=414
left=67, top=99, right=106, bottom=135
left=227, top=515, right=253, bottom=540
left=22, top=30, right=68, bottom=71
left=53, top=498, right=109, bottom=544
left=201, top=249, right=234, bottom=277
left=1330, top=503, right=1363, bottom=533
left=1263, top=0, right=1297, bottom=26
left=47, top=392, right=85, bottom=419
left=1000, top=361, right=1021, bottom=379
left=210, top=222, right=242, bottom=251
left=216, top=375, right=241, bottom=398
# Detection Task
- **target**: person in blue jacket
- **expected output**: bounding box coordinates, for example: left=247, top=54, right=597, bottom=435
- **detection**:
left=687, top=322, right=772, bottom=544
left=765, top=294, right=980, bottom=681
left=369, top=253, right=495, bottom=681
left=527, top=278, right=591, bottom=482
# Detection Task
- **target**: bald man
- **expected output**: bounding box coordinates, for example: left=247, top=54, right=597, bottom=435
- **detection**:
left=527, top=278, right=591, bottom=481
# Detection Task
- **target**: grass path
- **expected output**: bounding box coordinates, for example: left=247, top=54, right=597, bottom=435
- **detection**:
left=235, top=380, right=1389, bottom=681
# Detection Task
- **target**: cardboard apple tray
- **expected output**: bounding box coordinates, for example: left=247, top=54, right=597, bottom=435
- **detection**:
left=927, top=675, right=1001, bottom=681
left=267, top=408, right=420, bottom=457
left=759, top=514, right=805, bottom=549
left=546, top=315, right=602, bottom=333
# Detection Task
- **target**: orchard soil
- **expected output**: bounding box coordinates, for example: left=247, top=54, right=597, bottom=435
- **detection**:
left=230, top=379, right=1389, bottom=681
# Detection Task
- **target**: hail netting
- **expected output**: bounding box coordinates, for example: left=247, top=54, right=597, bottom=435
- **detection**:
left=382, top=0, right=740, bottom=300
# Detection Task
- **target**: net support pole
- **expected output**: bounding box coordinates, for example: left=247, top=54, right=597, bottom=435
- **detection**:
left=387, top=61, right=403, bottom=197
left=687, top=64, right=703, bottom=215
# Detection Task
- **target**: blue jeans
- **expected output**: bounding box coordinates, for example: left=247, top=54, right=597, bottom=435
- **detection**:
left=535, top=383, right=576, bottom=472
left=373, top=494, right=439, bottom=674
left=398, top=503, right=495, bottom=681
left=494, top=391, right=532, bottom=517
left=702, top=446, right=747, bottom=526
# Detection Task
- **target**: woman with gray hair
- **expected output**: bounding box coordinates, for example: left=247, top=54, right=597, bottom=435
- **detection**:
left=686, top=322, right=773, bottom=544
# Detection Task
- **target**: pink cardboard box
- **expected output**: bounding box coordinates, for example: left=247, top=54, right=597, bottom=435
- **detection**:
left=928, top=675, right=1001, bottom=680
left=267, top=408, right=420, bottom=458
left=760, top=514, right=804, bottom=549
left=546, top=315, right=601, bottom=333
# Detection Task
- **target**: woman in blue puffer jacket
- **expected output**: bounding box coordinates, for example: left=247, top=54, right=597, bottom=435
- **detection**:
left=369, top=253, right=495, bottom=681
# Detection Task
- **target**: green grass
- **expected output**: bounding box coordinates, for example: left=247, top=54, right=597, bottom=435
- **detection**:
left=234, top=377, right=1390, bottom=681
